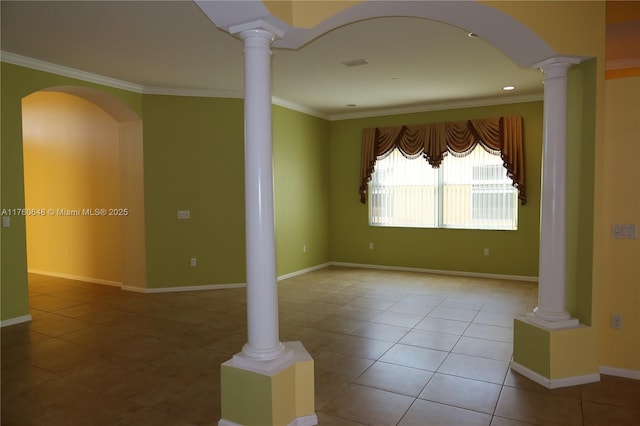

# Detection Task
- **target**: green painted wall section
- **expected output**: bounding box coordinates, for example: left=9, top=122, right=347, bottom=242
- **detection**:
left=328, top=102, right=544, bottom=278
left=221, top=364, right=273, bottom=425
left=273, top=106, right=331, bottom=276
left=513, top=318, right=550, bottom=378
left=141, top=95, right=246, bottom=287
left=566, top=59, right=597, bottom=326
left=0, top=63, right=141, bottom=320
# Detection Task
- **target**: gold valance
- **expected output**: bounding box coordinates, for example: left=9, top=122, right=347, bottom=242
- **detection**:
left=359, top=115, right=526, bottom=205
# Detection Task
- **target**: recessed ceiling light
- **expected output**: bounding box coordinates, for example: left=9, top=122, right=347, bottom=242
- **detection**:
left=345, top=104, right=357, bottom=107
left=502, top=85, right=516, bottom=91
left=391, top=77, right=400, bottom=81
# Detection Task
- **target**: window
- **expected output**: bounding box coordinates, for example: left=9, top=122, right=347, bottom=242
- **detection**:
left=369, top=145, right=518, bottom=230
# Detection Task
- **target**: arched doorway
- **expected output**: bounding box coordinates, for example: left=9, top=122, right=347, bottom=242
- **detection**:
left=21, top=86, right=146, bottom=291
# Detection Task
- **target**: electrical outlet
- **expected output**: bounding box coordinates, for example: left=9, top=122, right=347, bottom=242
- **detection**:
left=177, top=210, right=190, bottom=219
left=369, top=242, right=374, bottom=250
left=190, top=258, right=197, bottom=267
left=483, top=248, right=490, bottom=256
left=610, top=314, right=623, bottom=329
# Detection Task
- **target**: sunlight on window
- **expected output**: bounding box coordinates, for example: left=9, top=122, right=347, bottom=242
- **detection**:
left=369, top=146, right=518, bottom=230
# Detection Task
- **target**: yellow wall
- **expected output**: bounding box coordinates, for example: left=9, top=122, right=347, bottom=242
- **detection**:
left=599, top=75, right=640, bottom=371
left=263, top=0, right=363, bottom=29
left=22, top=91, right=123, bottom=283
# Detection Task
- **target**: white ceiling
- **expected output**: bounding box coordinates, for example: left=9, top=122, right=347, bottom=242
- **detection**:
left=1, top=0, right=546, bottom=119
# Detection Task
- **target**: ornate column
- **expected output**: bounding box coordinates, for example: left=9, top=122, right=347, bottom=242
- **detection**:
left=531, top=56, right=581, bottom=328
left=218, top=21, right=316, bottom=426
left=235, top=23, right=285, bottom=362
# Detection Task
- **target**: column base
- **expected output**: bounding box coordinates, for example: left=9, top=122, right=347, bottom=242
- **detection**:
left=524, top=312, right=579, bottom=329
left=513, top=317, right=599, bottom=388
left=219, top=341, right=317, bottom=426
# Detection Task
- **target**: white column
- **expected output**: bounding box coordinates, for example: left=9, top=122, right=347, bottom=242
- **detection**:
left=233, top=22, right=286, bottom=361
left=531, top=56, right=581, bottom=329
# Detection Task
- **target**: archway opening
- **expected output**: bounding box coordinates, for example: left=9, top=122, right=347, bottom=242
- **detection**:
left=21, top=86, right=146, bottom=291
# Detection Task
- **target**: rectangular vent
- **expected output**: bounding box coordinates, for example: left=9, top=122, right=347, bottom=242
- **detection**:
left=341, top=58, right=370, bottom=67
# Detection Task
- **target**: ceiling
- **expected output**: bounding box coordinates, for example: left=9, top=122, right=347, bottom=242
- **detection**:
left=1, top=1, right=630, bottom=120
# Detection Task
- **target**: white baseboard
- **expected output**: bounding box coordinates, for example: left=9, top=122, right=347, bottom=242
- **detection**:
left=122, top=282, right=246, bottom=293
left=510, top=361, right=600, bottom=388
left=28, top=269, right=121, bottom=287
left=123, top=262, right=333, bottom=293
left=277, top=263, right=332, bottom=281
left=219, top=414, right=317, bottom=426
left=331, top=261, right=538, bottom=282
left=599, top=366, right=640, bottom=380
left=0, top=314, right=32, bottom=328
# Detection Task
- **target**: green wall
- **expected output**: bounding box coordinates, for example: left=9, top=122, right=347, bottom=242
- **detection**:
left=273, top=106, right=331, bottom=275
left=142, top=94, right=246, bottom=287
left=328, top=102, right=544, bottom=278
left=566, top=59, right=597, bottom=325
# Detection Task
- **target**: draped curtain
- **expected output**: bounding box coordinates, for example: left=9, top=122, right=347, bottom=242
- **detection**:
left=359, top=115, right=526, bottom=205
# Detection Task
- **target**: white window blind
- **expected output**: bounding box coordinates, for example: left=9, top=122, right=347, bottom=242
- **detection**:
left=369, top=145, right=518, bottom=230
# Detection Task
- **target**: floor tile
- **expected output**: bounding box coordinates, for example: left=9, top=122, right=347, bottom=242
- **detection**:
left=464, top=323, right=514, bottom=343
left=419, top=373, right=502, bottom=414
left=495, top=385, right=583, bottom=426
left=399, top=399, right=492, bottom=426
left=388, top=294, right=442, bottom=315
left=322, top=384, right=414, bottom=426
left=313, top=351, right=375, bottom=383
left=582, top=400, right=640, bottom=426
left=580, top=374, right=640, bottom=409
left=316, top=412, right=366, bottom=426
left=354, top=361, right=433, bottom=397
left=379, top=344, right=448, bottom=371
left=490, top=416, right=537, bottom=426
left=439, top=296, right=486, bottom=310
left=326, top=335, right=394, bottom=360
left=350, top=321, right=409, bottom=343
left=452, top=336, right=513, bottom=361
left=398, top=329, right=460, bottom=352
left=371, top=311, right=424, bottom=328
left=428, top=306, right=479, bottom=322
left=414, top=316, right=470, bottom=335
left=437, top=353, right=509, bottom=384
left=474, top=311, right=517, bottom=328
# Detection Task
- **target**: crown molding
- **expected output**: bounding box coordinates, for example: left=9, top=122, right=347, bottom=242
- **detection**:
left=1, top=51, right=144, bottom=93
left=272, top=97, right=329, bottom=120
left=327, top=93, right=545, bottom=121
left=142, top=85, right=244, bottom=99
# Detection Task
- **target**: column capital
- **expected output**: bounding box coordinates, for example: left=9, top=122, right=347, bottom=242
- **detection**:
left=534, top=56, right=583, bottom=77
left=229, top=19, right=285, bottom=39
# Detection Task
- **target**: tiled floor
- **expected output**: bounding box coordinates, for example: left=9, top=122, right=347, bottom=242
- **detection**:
left=2, top=267, right=639, bottom=425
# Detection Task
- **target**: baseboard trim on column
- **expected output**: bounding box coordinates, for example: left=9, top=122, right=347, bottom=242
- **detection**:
left=510, top=361, right=600, bottom=389
left=0, top=314, right=32, bottom=327
left=599, top=366, right=640, bottom=380
left=219, top=414, right=318, bottom=426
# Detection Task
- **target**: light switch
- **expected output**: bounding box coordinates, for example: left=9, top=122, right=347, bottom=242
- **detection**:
left=177, top=210, right=190, bottom=219
left=2, top=216, right=9, bottom=227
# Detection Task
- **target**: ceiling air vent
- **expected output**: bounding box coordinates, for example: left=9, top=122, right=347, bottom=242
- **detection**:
left=341, top=58, right=370, bottom=67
